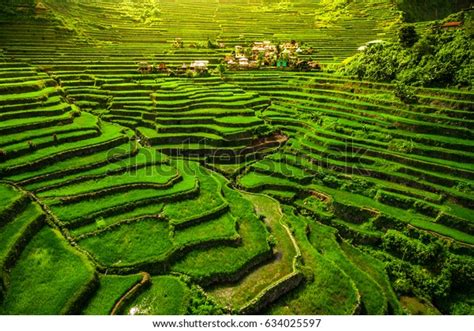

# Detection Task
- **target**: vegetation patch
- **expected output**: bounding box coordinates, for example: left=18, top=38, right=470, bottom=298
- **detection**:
left=0, top=227, right=96, bottom=314
left=0, top=0, right=472, bottom=316
left=123, top=276, right=191, bottom=315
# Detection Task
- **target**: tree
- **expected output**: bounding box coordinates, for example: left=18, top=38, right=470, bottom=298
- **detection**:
left=394, top=81, right=418, bottom=104
left=399, top=25, right=419, bottom=48
left=213, top=64, right=226, bottom=77
left=207, top=38, right=218, bottom=49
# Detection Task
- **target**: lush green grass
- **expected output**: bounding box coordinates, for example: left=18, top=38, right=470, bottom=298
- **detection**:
left=172, top=213, right=238, bottom=247
left=1, top=120, right=128, bottom=171
left=268, top=207, right=359, bottom=314
left=82, top=274, right=142, bottom=315
left=250, top=159, right=311, bottom=182
left=124, top=276, right=190, bottom=315
left=208, top=193, right=298, bottom=310
left=170, top=179, right=271, bottom=282
left=238, top=172, right=300, bottom=191
left=0, top=202, right=43, bottom=264
left=38, top=164, right=177, bottom=198
left=0, top=0, right=472, bottom=316
left=0, top=227, right=96, bottom=314
left=306, top=221, right=388, bottom=314
left=340, top=241, right=404, bottom=314
left=163, top=162, right=226, bottom=225
left=12, top=141, right=135, bottom=184
left=78, top=218, right=173, bottom=267
left=69, top=203, right=165, bottom=238
left=47, top=171, right=197, bottom=224
left=26, top=147, right=168, bottom=192
left=0, top=183, right=21, bottom=210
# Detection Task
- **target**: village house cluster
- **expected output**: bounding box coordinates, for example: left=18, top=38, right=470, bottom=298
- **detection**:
left=136, top=39, right=323, bottom=76
left=224, top=40, right=319, bottom=71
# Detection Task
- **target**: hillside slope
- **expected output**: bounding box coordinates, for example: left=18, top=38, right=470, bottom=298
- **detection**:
left=0, top=0, right=473, bottom=316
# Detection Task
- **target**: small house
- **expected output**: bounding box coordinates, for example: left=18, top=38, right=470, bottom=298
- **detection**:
left=156, top=62, right=167, bottom=72
left=252, top=42, right=266, bottom=54
left=248, top=61, right=259, bottom=69
left=238, top=57, right=249, bottom=67
left=137, top=61, right=153, bottom=74
left=190, top=60, right=209, bottom=72
left=252, top=41, right=276, bottom=55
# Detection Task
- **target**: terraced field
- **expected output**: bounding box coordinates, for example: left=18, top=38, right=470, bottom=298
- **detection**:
left=0, top=0, right=473, bottom=316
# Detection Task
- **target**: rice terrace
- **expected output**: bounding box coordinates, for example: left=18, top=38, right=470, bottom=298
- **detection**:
left=0, top=0, right=473, bottom=316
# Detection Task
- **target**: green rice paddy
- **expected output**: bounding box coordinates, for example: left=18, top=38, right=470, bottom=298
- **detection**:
left=0, top=0, right=472, bottom=316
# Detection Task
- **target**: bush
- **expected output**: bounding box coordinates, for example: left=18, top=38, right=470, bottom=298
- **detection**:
left=187, top=287, right=225, bottom=315
left=444, top=255, right=474, bottom=290
left=322, top=175, right=342, bottom=188
left=341, top=23, right=472, bottom=88
left=212, top=64, right=226, bottom=77
left=382, top=230, right=440, bottom=266
left=207, top=38, right=218, bottom=49
left=70, top=109, right=81, bottom=118
left=399, top=25, right=419, bottom=48
left=386, top=259, right=449, bottom=299
left=253, top=124, right=274, bottom=138
left=394, top=81, right=418, bottom=104
left=267, top=234, right=277, bottom=248
left=396, top=0, right=471, bottom=23
left=385, top=245, right=473, bottom=303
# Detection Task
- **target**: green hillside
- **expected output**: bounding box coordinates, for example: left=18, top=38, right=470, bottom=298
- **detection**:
left=395, top=0, right=472, bottom=22
left=0, top=0, right=472, bottom=316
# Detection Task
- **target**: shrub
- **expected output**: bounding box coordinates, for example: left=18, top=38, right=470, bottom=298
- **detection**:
left=382, top=230, right=442, bottom=266
left=399, top=25, right=419, bottom=48
left=0, top=149, right=6, bottom=159
left=70, top=109, right=81, bottom=118
left=341, top=177, right=374, bottom=196
left=212, top=64, right=226, bottom=77
left=340, top=24, right=472, bottom=88
left=267, top=234, right=277, bottom=248
left=394, top=81, right=418, bottom=104
left=253, top=124, right=274, bottom=138
left=207, top=38, right=218, bottom=49
left=396, top=0, right=471, bottom=22
left=95, top=218, right=106, bottom=229
left=185, top=69, right=197, bottom=78
left=385, top=245, right=473, bottom=303
left=187, top=288, right=224, bottom=315
left=445, top=255, right=474, bottom=290
left=321, top=175, right=342, bottom=188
